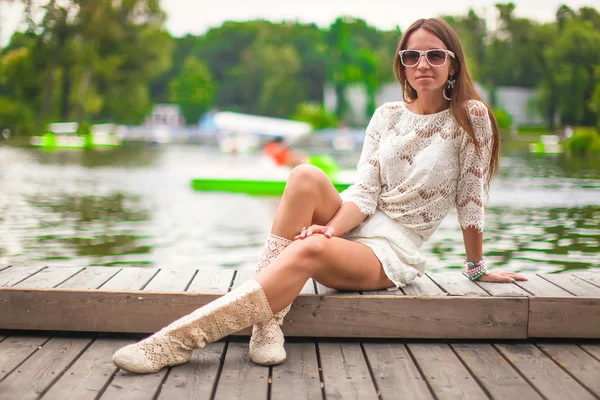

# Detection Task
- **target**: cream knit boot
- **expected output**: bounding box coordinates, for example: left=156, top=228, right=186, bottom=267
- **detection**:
left=249, top=233, right=293, bottom=365
left=112, top=279, right=273, bottom=374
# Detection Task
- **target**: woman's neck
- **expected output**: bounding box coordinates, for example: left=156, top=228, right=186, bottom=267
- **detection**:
left=409, top=93, right=449, bottom=115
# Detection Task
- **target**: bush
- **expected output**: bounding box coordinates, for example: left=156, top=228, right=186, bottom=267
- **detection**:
left=492, top=107, right=513, bottom=130
left=291, top=103, right=338, bottom=130
left=564, top=127, right=600, bottom=154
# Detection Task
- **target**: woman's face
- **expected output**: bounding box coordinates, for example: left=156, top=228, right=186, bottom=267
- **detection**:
left=403, top=28, right=455, bottom=97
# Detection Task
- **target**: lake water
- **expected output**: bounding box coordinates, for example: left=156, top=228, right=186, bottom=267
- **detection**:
left=1, top=141, right=598, bottom=273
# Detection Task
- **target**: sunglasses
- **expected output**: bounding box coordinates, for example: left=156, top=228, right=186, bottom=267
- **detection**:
left=399, top=49, right=456, bottom=67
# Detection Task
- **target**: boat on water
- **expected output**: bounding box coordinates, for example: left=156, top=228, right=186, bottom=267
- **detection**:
left=31, top=122, right=122, bottom=149
left=529, top=135, right=563, bottom=154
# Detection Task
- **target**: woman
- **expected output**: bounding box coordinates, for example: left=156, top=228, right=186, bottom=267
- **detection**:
left=113, top=18, right=527, bottom=374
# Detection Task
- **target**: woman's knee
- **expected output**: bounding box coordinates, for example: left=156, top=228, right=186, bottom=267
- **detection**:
left=285, top=235, right=329, bottom=275
left=285, top=164, right=329, bottom=197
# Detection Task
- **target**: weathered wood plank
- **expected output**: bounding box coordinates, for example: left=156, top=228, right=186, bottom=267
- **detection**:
left=14, top=267, right=84, bottom=289
left=0, top=265, right=11, bottom=272
left=573, top=272, right=600, bottom=289
left=56, top=267, right=121, bottom=290
left=0, top=289, right=528, bottom=338
left=318, top=342, right=379, bottom=400
left=476, top=280, right=531, bottom=297
left=99, top=267, right=159, bottom=291
left=403, top=275, right=445, bottom=296
left=407, top=342, right=488, bottom=399
left=580, top=344, right=600, bottom=362
left=271, top=342, right=321, bottom=400
left=42, top=336, right=135, bottom=400
left=362, top=342, right=433, bottom=399
left=0, top=266, right=46, bottom=287
left=540, top=274, right=600, bottom=297
left=514, top=274, right=573, bottom=297
left=158, top=342, right=225, bottom=399
left=315, top=282, right=360, bottom=296
left=213, top=341, right=269, bottom=400
left=104, top=271, right=196, bottom=399
left=451, top=342, right=542, bottom=399
left=143, top=268, right=196, bottom=292
left=528, top=297, right=600, bottom=338
left=0, top=335, right=94, bottom=400
left=231, top=268, right=255, bottom=290
left=101, top=367, right=165, bottom=400
left=300, top=279, right=316, bottom=295
left=537, top=343, right=600, bottom=396
left=426, top=272, right=490, bottom=296
left=187, top=268, right=235, bottom=293
left=367, top=287, right=404, bottom=296
left=495, top=343, right=595, bottom=400
left=0, top=333, right=49, bottom=381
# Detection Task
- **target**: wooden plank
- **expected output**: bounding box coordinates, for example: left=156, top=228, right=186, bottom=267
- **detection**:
left=231, top=268, right=255, bottom=290
left=187, top=268, right=235, bottom=293
left=540, top=274, right=600, bottom=297
left=0, top=335, right=94, bottom=400
left=0, top=265, right=11, bottom=272
left=573, top=272, right=600, bottom=289
left=158, top=342, right=225, bottom=399
left=0, top=289, right=528, bottom=338
left=403, top=275, right=445, bottom=296
left=103, top=267, right=201, bottom=398
left=362, top=343, right=433, bottom=399
left=102, top=366, right=165, bottom=400
left=0, top=334, right=49, bottom=381
left=538, top=343, right=600, bottom=396
left=451, top=343, right=542, bottom=399
left=529, top=297, right=600, bottom=338
left=42, top=336, right=135, bottom=400
left=99, top=267, right=159, bottom=291
left=580, top=344, right=600, bottom=362
left=56, top=267, right=121, bottom=290
left=366, top=288, right=404, bottom=296
left=514, top=274, right=573, bottom=297
left=476, top=280, right=531, bottom=297
left=315, top=282, right=360, bottom=296
left=143, top=268, right=196, bottom=292
left=271, top=342, right=321, bottom=400
left=213, top=341, right=269, bottom=400
left=14, top=267, right=84, bottom=289
left=0, top=266, right=46, bottom=287
left=495, top=343, right=595, bottom=400
left=407, top=342, right=488, bottom=399
left=318, top=342, right=379, bottom=399
left=426, top=272, right=489, bottom=296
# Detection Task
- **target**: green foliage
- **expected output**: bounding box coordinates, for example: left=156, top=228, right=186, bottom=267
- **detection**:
left=492, top=107, right=513, bottom=130
left=291, top=103, right=338, bottom=129
left=0, top=96, right=34, bottom=135
left=169, top=57, right=216, bottom=123
left=564, top=127, right=600, bottom=154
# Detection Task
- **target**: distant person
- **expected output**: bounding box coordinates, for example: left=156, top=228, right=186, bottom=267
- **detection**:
left=113, top=18, right=527, bottom=374
left=263, top=136, right=308, bottom=167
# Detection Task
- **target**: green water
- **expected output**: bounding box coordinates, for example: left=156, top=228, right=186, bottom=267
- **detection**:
left=0, top=141, right=598, bottom=273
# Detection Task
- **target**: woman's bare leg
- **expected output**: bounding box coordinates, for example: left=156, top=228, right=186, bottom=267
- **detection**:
left=255, top=235, right=393, bottom=313
left=270, top=165, right=342, bottom=240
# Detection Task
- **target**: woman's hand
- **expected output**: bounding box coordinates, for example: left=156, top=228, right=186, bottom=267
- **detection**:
left=294, top=225, right=335, bottom=240
left=477, top=270, right=528, bottom=283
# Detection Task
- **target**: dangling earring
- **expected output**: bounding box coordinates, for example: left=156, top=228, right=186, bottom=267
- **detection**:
left=443, top=75, right=456, bottom=101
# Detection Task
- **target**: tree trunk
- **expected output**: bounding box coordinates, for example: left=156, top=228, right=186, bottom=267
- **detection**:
left=76, top=63, right=92, bottom=125
left=61, top=65, right=72, bottom=121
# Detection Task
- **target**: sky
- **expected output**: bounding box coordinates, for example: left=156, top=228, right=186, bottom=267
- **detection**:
left=1, top=0, right=599, bottom=46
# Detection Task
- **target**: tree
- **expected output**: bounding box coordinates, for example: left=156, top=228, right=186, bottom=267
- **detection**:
left=169, top=57, right=216, bottom=124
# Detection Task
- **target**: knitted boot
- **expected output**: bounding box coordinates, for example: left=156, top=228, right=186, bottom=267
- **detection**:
left=112, top=279, right=273, bottom=374
left=249, top=233, right=293, bottom=365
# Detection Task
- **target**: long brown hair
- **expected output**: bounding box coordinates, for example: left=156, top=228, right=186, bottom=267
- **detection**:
left=393, top=18, right=500, bottom=185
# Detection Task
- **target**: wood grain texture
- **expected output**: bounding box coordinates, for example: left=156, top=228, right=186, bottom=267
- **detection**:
left=528, top=297, right=600, bottom=337
left=0, top=266, right=47, bottom=287
left=318, top=342, right=379, bottom=400
left=14, top=267, right=83, bottom=289
left=271, top=342, right=322, bottom=400
left=56, top=267, right=121, bottom=290
left=495, top=343, right=595, bottom=400
left=363, top=342, right=433, bottom=399
left=0, top=333, right=49, bottom=381
left=515, top=274, right=573, bottom=297
left=98, top=268, right=159, bottom=291
left=540, top=274, right=600, bottom=297
left=213, top=341, right=269, bottom=400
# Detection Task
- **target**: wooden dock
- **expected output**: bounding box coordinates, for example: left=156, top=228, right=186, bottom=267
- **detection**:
left=0, top=332, right=599, bottom=399
left=1, top=265, right=599, bottom=339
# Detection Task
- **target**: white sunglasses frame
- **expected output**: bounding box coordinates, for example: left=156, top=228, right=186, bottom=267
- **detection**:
left=399, top=49, right=456, bottom=67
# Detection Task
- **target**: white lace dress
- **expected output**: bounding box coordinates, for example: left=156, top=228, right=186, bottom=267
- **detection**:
left=341, top=100, right=493, bottom=289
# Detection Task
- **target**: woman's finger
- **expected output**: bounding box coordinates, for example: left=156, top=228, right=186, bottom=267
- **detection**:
left=325, top=226, right=334, bottom=238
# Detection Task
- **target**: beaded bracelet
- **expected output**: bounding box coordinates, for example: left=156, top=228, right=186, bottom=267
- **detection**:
left=463, top=257, right=489, bottom=281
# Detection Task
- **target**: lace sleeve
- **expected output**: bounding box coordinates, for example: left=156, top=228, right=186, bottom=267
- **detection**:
left=339, top=106, right=384, bottom=216
left=456, top=100, right=494, bottom=231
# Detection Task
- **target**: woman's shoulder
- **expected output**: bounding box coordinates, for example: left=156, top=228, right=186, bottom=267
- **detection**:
left=374, top=101, right=406, bottom=120
left=463, top=99, right=490, bottom=118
